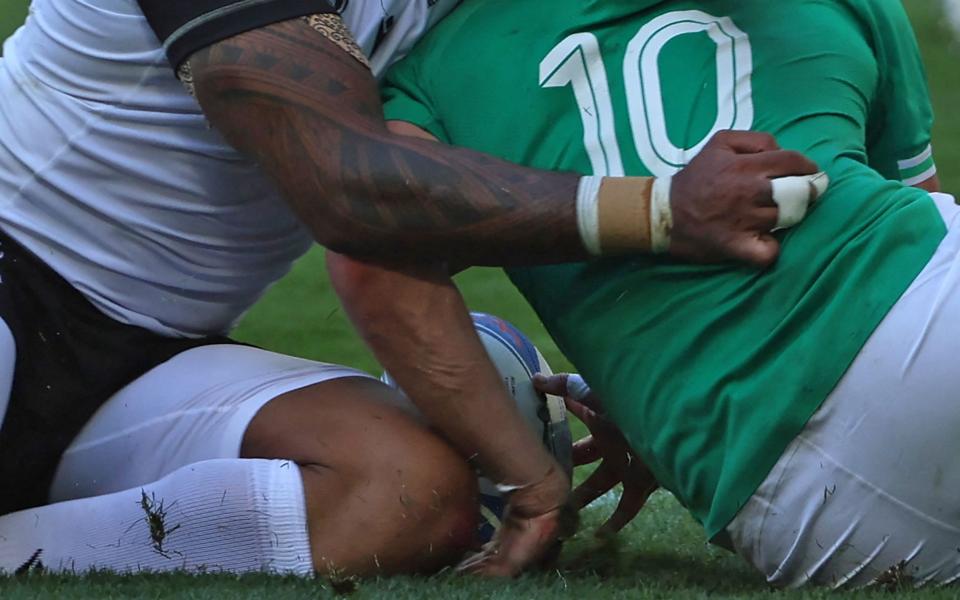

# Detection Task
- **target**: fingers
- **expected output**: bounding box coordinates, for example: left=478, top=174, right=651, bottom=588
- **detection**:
left=562, top=395, right=600, bottom=427
left=724, top=232, right=781, bottom=268
left=564, top=374, right=593, bottom=402
left=532, top=372, right=570, bottom=397
left=533, top=372, right=595, bottom=404
left=741, top=149, right=819, bottom=178
left=709, top=130, right=780, bottom=154
left=458, top=545, right=516, bottom=577
left=596, top=478, right=658, bottom=536
left=771, top=172, right=830, bottom=229
left=457, top=507, right=563, bottom=577
left=668, top=130, right=823, bottom=268
left=752, top=206, right=780, bottom=231
left=571, top=461, right=620, bottom=509
left=597, top=494, right=645, bottom=537
left=572, top=435, right=601, bottom=466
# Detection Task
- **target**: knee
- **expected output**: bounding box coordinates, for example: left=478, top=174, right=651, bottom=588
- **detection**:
left=331, top=407, right=479, bottom=562
left=302, top=424, right=479, bottom=575
left=375, top=422, right=479, bottom=554
left=242, top=379, right=479, bottom=570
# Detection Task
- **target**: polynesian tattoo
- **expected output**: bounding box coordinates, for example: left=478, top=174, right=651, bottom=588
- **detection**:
left=188, top=18, right=583, bottom=266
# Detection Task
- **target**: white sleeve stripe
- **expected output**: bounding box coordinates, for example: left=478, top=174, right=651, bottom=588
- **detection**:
left=897, top=144, right=934, bottom=170
left=902, top=164, right=938, bottom=187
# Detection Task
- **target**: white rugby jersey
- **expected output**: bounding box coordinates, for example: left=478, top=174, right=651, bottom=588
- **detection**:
left=0, top=0, right=458, bottom=337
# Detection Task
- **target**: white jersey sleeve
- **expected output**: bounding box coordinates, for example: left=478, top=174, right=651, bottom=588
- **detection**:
left=0, top=0, right=458, bottom=337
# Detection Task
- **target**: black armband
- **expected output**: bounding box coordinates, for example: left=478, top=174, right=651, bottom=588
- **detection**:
left=138, top=0, right=338, bottom=67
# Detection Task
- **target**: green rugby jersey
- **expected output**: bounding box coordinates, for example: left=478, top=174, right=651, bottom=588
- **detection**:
left=382, top=0, right=945, bottom=540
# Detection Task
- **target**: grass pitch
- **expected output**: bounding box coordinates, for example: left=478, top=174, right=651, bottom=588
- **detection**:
left=1, top=1, right=960, bottom=598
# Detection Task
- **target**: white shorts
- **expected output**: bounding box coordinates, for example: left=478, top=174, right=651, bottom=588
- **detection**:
left=727, top=193, right=960, bottom=588
left=50, top=345, right=373, bottom=502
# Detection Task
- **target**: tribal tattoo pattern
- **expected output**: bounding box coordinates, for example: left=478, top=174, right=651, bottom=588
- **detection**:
left=187, top=18, right=582, bottom=266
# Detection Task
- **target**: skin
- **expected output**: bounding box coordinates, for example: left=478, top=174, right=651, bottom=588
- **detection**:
left=186, top=15, right=817, bottom=575
left=190, top=20, right=578, bottom=267
left=331, top=120, right=942, bottom=573
left=189, top=19, right=816, bottom=267
left=240, top=376, right=480, bottom=576
left=326, top=254, right=572, bottom=575
left=915, top=174, right=942, bottom=193
left=533, top=374, right=660, bottom=537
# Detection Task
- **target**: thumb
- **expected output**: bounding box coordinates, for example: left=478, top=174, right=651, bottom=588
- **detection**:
left=532, top=372, right=570, bottom=397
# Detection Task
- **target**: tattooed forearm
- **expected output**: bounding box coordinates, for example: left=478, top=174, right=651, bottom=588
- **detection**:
left=189, top=18, right=583, bottom=266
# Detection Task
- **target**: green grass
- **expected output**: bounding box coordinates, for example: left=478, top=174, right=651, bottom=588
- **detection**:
left=0, top=2, right=26, bottom=53
left=1, top=1, right=959, bottom=597
left=910, top=0, right=960, bottom=192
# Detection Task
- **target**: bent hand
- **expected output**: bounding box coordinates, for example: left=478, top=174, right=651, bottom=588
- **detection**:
left=669, top=130, right=824, bottom=267
left=458, top=464, right=574, bottom=577
left=534, top=374, right=658, bottom=536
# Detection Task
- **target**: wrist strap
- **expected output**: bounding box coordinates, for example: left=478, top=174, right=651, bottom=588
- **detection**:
left=649, top=176, right=673, bottom=254
left=575, top=176, right=604, bottom=255
left=576, top=176, right=672, bottom=256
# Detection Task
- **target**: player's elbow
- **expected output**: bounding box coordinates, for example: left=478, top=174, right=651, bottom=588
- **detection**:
left=326, top=252, right=431, bottom=346
left=325, top=252, right=393, bottom=322
left=305, top=210, right=373, bottom=257
left=301, top=169, right=426, bottom=258
left=326, top=252, right=451, bottom=333
left=290, top=179, right=404, bottom=259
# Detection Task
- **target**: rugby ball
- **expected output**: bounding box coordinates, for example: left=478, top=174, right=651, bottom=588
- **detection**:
left=380, top=312, right=573, bottom=543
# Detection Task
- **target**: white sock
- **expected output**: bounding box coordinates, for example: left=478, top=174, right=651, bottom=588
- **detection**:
left=0, top=458, right=313, bottom=574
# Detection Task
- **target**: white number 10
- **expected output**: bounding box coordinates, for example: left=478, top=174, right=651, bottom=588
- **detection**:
left=539, top=10, right=755, bottom=178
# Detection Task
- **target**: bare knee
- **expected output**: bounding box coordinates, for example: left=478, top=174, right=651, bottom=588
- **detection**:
left=241, top=377, right=478, bottom=575
left=304, top=422, right=478, bottom=574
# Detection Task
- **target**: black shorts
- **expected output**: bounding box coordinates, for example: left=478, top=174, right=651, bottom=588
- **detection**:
left=0, top=229, right=234, bottom=514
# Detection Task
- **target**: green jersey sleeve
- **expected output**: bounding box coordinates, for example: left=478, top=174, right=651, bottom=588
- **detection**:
left=857, top=0, right=936, bottom=184
left=382, top=40, right=450, bottom=143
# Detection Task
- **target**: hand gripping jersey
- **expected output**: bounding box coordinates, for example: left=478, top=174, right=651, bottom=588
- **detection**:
left=0, top=0, right=457, bottom=337
left=382, top=0, right=943, bottom=539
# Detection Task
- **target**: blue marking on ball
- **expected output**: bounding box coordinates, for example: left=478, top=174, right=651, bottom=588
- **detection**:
left=470, top=312, right=542, bottom=377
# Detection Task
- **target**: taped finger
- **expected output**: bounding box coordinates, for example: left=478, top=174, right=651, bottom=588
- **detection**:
left=771, top=172, right=829, bottom=229
left=566, top=374, right=593, bottom=402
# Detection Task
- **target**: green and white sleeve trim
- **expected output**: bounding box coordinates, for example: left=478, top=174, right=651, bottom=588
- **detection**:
left=898, top=144, right=937, bottom=186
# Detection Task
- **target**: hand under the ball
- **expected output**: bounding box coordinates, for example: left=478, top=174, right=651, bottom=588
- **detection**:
left=534, top=373, right=659, bottom=536
left=458, top=464, right=575, bottom=577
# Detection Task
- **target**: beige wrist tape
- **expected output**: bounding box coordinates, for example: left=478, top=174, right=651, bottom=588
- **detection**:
left=576, top=176, right=673, bottom=256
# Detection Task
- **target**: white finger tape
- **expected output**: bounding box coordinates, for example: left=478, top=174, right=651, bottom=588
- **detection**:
left=771, top=172, right=829, bottom=230
left=566, top=374, right=593, bottom=402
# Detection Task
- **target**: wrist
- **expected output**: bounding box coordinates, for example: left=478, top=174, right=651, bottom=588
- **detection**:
left=576, top=175, right=673, bottom=256
left=490, top=443, right=563, bottom=488
left=495, top=461, right=570, bottom=511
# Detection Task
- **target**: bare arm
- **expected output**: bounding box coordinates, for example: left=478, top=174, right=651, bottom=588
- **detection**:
left=189, top=18, right=819, bottom=267
left=190, top=18, right=579, bottom=266
left=327, top=253, right=570, bottom=575
left=913, top=174, right=941, bottom=193
left=325, top=122, right=569, bottom=574
left=325, top=254, right=562, bottom=489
